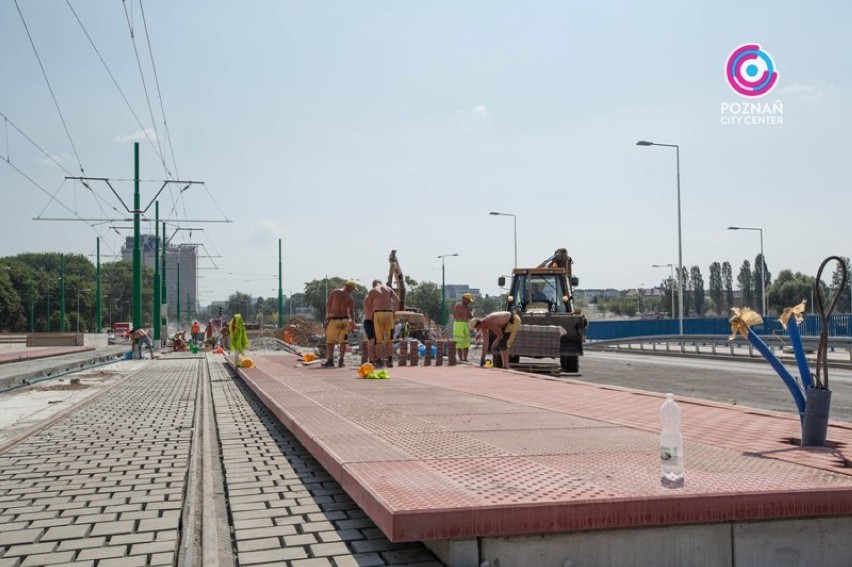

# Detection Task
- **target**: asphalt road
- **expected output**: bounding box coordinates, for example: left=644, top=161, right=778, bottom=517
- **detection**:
left=573, top=351, right=852, bottom=422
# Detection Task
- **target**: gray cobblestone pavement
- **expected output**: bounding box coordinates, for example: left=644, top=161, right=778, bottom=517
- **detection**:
left=0, top=352, right=443, bottom=566
left=207, top=356, right=442, bottom=567
left=0, top=358, right=198, bottom=566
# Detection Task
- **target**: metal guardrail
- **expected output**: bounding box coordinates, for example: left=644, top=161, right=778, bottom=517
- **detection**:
left=0, top=335, right=27, bottom=344
left=585, top=334, right=852, bottom=365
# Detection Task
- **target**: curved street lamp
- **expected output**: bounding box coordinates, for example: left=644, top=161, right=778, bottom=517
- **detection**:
left=637, top=140, right=683, bottom=335
left=438, top=253, right=459, bottom=327
left=488, top=212, right=517, bottom=269
left=728, top=226, right=766, bottom=316
left=652, top=263, right=676, bottom=319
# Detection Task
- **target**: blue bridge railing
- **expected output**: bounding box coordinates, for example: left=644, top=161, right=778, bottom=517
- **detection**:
left=586, top=314, right=852, bottom=341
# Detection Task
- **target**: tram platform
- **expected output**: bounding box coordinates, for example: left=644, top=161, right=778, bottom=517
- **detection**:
left=236, top=353, right=852, bottom=566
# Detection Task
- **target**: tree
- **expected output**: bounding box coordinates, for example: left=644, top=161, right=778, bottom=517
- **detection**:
left=722, top=261, right=735, bottom=314
left=405, top=281, right=442, bottom=323
left=680, top=266, right=689, bottom=317
left=657, top=277, right=675, bottom=317
left=829, top=256, right=852, bottom=313
left=737, top=260, right=754, bottom=309
left=690, top=266, right=706, bottom=316
left=475, top=295, right=504, bottom=317
left=303, top=278, right=367, bottom=320
left=753, top=253, right=771, bottom=314
left=767, top=270, right=823, bottom=312
left=227, top=292, right=254, bottom=320
left=708, top=262, right=723, bottom=315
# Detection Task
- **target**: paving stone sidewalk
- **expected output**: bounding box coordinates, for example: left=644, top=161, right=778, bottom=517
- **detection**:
left=0, top=358, right=199, bottom=567
left=0, top=353, right=444, bottom=566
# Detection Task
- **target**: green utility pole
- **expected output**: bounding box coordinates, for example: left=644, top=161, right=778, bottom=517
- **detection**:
left=161, top=220, right=167, bottom=307
left=153, top=201, right=161, bottom=341
left=176, top=262, right=181, bottom=328
left=132, top=142, right=142, bottom=331
left=46, top=279, right=50, bottom=333
left=96, top=237, right=102, bottom=332
left=59, top=253, right=66, bottom=332
left=278, top=238, right=284, bottom=327
left=63, top=156, right=204, bottom=334
left=29, top=281, right=34, bottom=333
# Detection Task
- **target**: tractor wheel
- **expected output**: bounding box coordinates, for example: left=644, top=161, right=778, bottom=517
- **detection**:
left=561, top=355, right=579, bottom=373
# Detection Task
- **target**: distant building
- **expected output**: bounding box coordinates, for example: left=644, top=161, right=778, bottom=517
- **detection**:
left=444, top=284, right=481, bottom=301
left=121, top=234, right=198, bottom=318
left=574, top=288, right=621, bottom=301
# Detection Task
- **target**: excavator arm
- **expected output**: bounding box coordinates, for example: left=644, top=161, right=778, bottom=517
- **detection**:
left=387, top=249, right=406, bottom=310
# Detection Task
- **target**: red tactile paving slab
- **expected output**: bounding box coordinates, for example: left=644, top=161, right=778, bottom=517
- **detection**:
left=237, top=354, right=852, bottom=542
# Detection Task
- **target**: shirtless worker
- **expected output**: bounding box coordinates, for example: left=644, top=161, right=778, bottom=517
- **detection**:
left=452, top=293, right=475, bottom=362
left=366, top=279, right=400, bottom=368
left=131, top=327, right=155, bottom=359
left=324, top=281, right=357, bottom=368
left=469, top=311, right=522, bottom=369
left=362, top=288, right=377, bottom=365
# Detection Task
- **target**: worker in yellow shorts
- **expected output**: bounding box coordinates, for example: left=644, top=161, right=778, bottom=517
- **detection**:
left=366, top=279, right=400, bottom=368
left=452, top=293, right=475, bottom=362
left=470, top=311, right=522, bottom=368
left=324, top=281, right=357, bottom=368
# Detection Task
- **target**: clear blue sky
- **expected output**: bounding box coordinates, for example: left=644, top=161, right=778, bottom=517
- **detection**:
left=2, top=1, right=850, bottom=305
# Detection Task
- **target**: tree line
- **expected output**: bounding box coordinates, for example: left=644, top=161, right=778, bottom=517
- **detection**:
left=590, top=255, right=852, bottom=318
left=0, top=253, right=505, bottom=332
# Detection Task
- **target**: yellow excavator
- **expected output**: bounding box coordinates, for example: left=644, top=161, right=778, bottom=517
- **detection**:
left=387, top=250, right=429, bottom=339
left=497, top=248, right=588, bottom=372
left=387, top=250, right=405, bottom=310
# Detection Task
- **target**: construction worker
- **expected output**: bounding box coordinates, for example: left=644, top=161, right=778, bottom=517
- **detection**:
left=190, top=320, right=202, bottom=343
left=367, top=279, right=400, bottom=368
left=362, top=290, right=377, bottom=365
left=131, top=327, right=155, bottom=359
left=470, top=311, right=522, bottom=368
left=324, top=281, right=357, bottom=368
left=452, top=293, right=475, bottom=362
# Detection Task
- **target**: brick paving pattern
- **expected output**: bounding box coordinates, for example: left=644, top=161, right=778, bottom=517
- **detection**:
left=0, top=359, right=199, bottom=566
left=207, top=357, right=442, bottom=567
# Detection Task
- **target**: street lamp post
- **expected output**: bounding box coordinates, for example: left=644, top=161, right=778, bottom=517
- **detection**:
left=637, top=140, right=683, bottom=335
left=438, top=253, right=459, bottom=327
left=728, top=226, right=766, bottom=316
left=489, top=212, right=517, bottom=269
left=652, top=263, right=676, bottom=319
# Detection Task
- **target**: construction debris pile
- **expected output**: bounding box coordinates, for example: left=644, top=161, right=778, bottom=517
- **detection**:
left=281, top=317, right=325, bottom=347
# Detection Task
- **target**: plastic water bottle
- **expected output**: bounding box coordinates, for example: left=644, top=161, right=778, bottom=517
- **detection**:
left=660, top=393, right=683, bottom=481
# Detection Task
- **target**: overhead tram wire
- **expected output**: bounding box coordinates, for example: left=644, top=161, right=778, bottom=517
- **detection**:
left=14, top=0, right=86, bottom=175
left=0, top=112, right=124, bottom=228
left=65, top=0, right=166, bottom=169
left=11, top=2, right=122, bottom=248
left=139, top=0, right=180, bottom=180
left=121, top=0, right=168, bottom=176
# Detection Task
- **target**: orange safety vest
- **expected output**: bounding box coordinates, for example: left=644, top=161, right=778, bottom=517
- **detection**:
left=191, top=322, right=200, bottom=334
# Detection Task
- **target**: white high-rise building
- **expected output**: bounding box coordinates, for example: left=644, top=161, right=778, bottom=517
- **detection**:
left=121, top=235, right=198, bottom=318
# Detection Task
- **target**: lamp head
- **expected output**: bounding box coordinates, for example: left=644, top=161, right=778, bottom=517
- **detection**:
left=727, top=226, right=740, bottom=230
left=636, top=140, right=654, bottom=146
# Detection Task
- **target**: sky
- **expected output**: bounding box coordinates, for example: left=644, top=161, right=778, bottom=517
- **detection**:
left=1, top=1, right=850, bottom=305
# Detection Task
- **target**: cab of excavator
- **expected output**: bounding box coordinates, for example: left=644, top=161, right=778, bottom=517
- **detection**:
left=505, top=271, right=575, bottom=313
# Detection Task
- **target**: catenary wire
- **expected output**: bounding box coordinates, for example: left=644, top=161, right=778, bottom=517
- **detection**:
left=65, top=0, right=166, bottom=168
left=13, top=0, right=86, bottom=174
left=139, top=0, right=180, bottom=180
left=121, top=0, right=168, bottom=176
